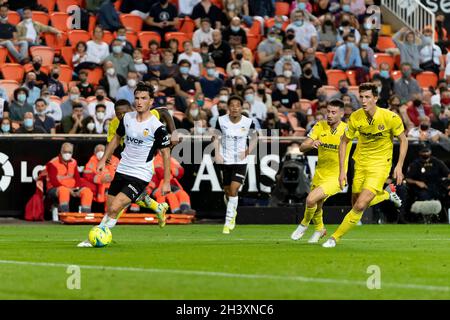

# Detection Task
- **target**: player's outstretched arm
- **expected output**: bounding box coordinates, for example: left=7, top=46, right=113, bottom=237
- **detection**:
left=338, top=134, right=350, bottom=190
left=98, top=134, right=120, bottom=172
left=300, top=137, right=320, bottom=153
left=393, top=132, right=408, bottom=185
left=161, top=147, right=171, bottom=195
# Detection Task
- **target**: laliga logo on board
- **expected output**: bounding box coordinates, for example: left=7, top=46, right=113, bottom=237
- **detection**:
left=0, top=152, right=14, bottom=192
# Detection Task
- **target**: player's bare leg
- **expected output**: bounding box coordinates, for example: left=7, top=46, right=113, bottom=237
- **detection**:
left=308, top=199, right=327, bottom=243
left=291, top=187, right=326, bottom=241
left=223, top=181, right=241, bottom=234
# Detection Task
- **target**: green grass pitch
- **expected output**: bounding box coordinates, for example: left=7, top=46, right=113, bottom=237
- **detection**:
left=0, top=223, right=449, bottom=299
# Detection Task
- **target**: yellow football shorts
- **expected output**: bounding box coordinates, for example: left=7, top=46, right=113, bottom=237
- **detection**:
left=311, top=177, right=342, bottom=200
left=352, top=163, right=390, bottom=195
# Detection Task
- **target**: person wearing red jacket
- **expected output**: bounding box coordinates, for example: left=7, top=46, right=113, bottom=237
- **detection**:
left=82, top=144, right=120, bottom=203
left=406, top=96, right=433, bottom=127
left=46, top=142, right=93, bottom=213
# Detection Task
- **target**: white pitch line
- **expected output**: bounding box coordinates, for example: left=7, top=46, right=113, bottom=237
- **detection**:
left=0, top=259, right=449, bottom=293
left=0, top=238, right=449, bottom=242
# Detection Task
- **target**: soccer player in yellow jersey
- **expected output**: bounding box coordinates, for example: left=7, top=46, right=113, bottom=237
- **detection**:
left=322, top=83, right=408, bottom=248
left=291, top=100, right=351, bottom=243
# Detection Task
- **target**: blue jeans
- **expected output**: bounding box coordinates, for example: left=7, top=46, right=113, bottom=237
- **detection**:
left=0, top=40, right=28, bottom=61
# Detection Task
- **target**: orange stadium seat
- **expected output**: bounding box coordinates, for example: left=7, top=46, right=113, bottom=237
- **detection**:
left=114, top=0, right=122, bottom=10
left=345, top=70, right=357, bottom=86
left=326, top=51, right=335, bottom=66
left=326, top=69, right=348, bottom=88
left=416, top=71, right=438, bottom=88
left=32, top=11, right=49, bottom=25
left=299, top=99, right=312, bottom=113
left=265, top=18, right=289, bottom=31
left=38, top=0, right=56, bottom=13
left=348, top=85, right=359, bottom=97
left=246, top=34, right=260, bottom=51
left=0, top=48, right=8, bottom=64
left=315, top=52, right=328, bottom=70
left=248, top=20, right=261, bottom=35
left=56, top=0, right=82, bottom=12
left=102, top=30, right=114, bottom=44
left=275, top=2, right=290, bottom=16
left=50, top=12, right=70, bottom=32
left=138, top=31, right=161, bottom=49
left=322, top=85, right=339, bottom=98
left=88, top=15, right=97, bottom=33
left=124, top=31, right=138, bottom=47
left=1, top=64, right=25, bottom=83
left=211, top=0, right=223, bottom=9
left=7, top=11, right=20, bottom=25
left=391, top=70, right=402, bottom=81
left=44, top=32, right=68, bottom=54
left=377, top=36, right=396, bottom=52
left=374, top=53, right=395, bottom=70
left=164, top=32, right=189, bottom=51
left=68, top=30, right=91, bottom=48
left=0, top=80, right=19, bottom=101
left=86, top=67, right=103, bottom=86
left=120, top=14, right=143, bottom=33
left=59, top=64, right=73, bottom=83
left=30, top=46, right=55, bottom=67
left=180, top=17, right=196, bottom=34
left=61, top=46, right=73, bottom=67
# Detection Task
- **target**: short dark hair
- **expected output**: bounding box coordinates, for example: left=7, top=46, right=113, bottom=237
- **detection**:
left=359, top=82, right=378, bottom=97
left=231, top=60, right=241, bottom=67
left=72, top=102, right=83, bottom=109
left=328, top=99, right=345, bottom=109
left=35, top=98, right=47, bottom=105
left=244, top=86, right=254, bottom=93
left=134, top=83, right=155, bottom=98
left=178, top=59, right=191, bottom=67
left=95, top=103, right=106, bottom=111
left=14, top=87, right=28, bottom=100
left=227, top=95, right=243, bottom=106
left=115, top=99, right=131, bottom=109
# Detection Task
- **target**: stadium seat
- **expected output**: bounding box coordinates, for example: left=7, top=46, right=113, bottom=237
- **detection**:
left=380, top=24, right=392, bottom=36
left=68, top=30, right=91, bottom=48
left=1, top=64, right=25, bottom=83
left=169, top=0, right=178, bottom=9
left=391, top=70, right=402, bottom=81
left=374, top=53, right=395, bottom=70
left=38, top=0, right=56, bottom=13
left=348, top=85, right=359, bottom=97
left=370, top=69, right=379, bottom=80
left=59, top=64, right=73, bottom=83
left=265, top=18, right=289, bottom=31
left=49, top=95, right=61, bottom=104
left=7, top=11, right=20, bottom=25
left=0, top=80, right=19, bottom=101
left=164, top=32, right=189, bottom=51
left=299, top=99, right=312, bottom=113
left=68, top=80, right=79, bottom=89
left=124, top=31, right=138, bottom=47
left=315, top=52, right=328, bottom=70
left=32, top=11, right=49, bottom=25
left=179, top=17, right=196, bottom=34
left=246, top=34, right=260, bottom=51
left=326, top=69, right=348, bottom=88
left=61, top=46, right=73, bottom=67
left=345, top=70, right=357, bottom=86
left=56, top=0, right=82, bottom=12
left=377, top=36, right=396, bottom=52
left=88, top=15, right=97, bottom=33
left=211, top=0, right=223, bottom=9
left=326, top=52, right=335, bottom=66
left=50, top=12, right=70, bottom=32
left=30, top=46, right=55, bottom=67
left=322, top=85, right=339, bottom=98
left=416, top=71, right=438, bottom=88
left=44, top=32, right=68, bottom=54
left=120, top=14, right=143, bottom=33
left=275, top=2, right=290, bottom=16
left=0, top=48, right=8, bottom=65
left=114, top=0, right=122, bottom=10
left=102, top=30, right=114, bottom=44
left=86, top=67, right=103, bottom=86
left=248, top=20, right=261, bottom=35
left=138, top=31, right=161, bottom=49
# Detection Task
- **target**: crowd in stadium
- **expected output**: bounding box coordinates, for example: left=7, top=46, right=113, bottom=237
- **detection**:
left=0, top=0, right=448, bottom=142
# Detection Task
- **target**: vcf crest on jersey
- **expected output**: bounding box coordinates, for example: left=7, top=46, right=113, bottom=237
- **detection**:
left=143, top=128, right=150, bottom=137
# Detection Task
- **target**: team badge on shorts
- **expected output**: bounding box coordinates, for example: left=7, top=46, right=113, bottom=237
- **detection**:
left=143, top=129, right=149, bottom=137
left=378, top=124, right=385, bottom=130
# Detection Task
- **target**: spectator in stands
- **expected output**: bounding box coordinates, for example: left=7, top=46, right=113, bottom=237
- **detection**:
left=91, top=104, right=109, bottom=134
left=86, top=0, right=107, bottom=13
left=408, top=116, right=443, bottom=143
left=166, top=100, right=182, bottom=128
left=342, top=103, right=353, bottom=123
left=284, top=28, right=303, bottom=62
left=106, top=39, right=136, bottom=78
left=147, top=40, right=162, bottom=68
left=302, top=47, right=328, bottom=85
left=33, top=98, right=55, bottom=134
left=244, top=86, right=267, bottom=124
left=224, top=61, right=250, bottom=88
left=159, top=49, right=178, bottom=80
left=114, top=25, right=134, bottom=56
left=181, top=101, right=207, bottom=131
left=145, top=0, right=178, bottom=40
left=271, top=15, right=286, bottom=40
left=388, top=94, right=413, bottom=130
left=179, top=0, right=200, bottom=17
left=275, top=46, right=302, bottom=78
left=199, top=41, right=211, bottom=66
left=39, top=89, right=62, bottom=122
left=374, top=63, right=394, bottom=108
left=61, top=103, right=85, bottom=134
left=0, top=90, right=9, bottom=119
left=209, top=30, right=232, bottom=70
left=46, top=142, right=93, bottom=213
left=30, top=56, right=48, bottom=89
left=393, top=63, right=421, bottom=102
left=84, top=25, right=110, bottom=70
left=332, top=34, right=367, bottom=84
left=336, top=13, right=361, bottom=45
left=23, top=72, right=40, bottom=106
left=177, top=40, right=203, bottom=78
left=330, top=79, right=360, bottom=109
left=317, top=13, right=337, bottom=53
left=232, top=76, right=247, bottom=98
left=167, top=38, right=179, bottom=62
left=435, top=11, right=449, bottom=54
left=359, top=34, right=377, bottom=69
left=17, top=7, right=62, bottom=46
left=192, top=0, right=226, bottom=30
left=247, top=0, right=274, bottom=22
left=82, top=144, right=120, bottom=203
left=280, top=62, right=301, bottom=97
left=99, top=60, right=127, bottom=100
left=175, top=59, right=202, bottom=113
left=257, top=28, right=282, bottom=81
left=300, top=61, right=322, bottom=100
left=226, top=45, right=257, bottom=80
left=272, top=75, right=300, bottom=113
left=393, top=27, right=424, bottom=74
left=116, top=71, right=139, bottom=104
left=419, top=27, right=444, bottom=76
left=76, top=70, right=95, bottom=98
left=47, top=65, right=65, bottom=98
left=256, top=82, right=272, bottom=110
left=0, top=4, right=29, bottom=64
left=223, top=0, right=251, bottom=26
left=9, top=87, right=32, bottom=122
left=61, top=86, right=84, bottom=119
left=133, top=49, right=148, bottom=79
left=86, top=87, right=115, bottom=120
left=200, top=61, right=224, bottom=99
left=72, top=41, right=89, bottom=71
left=193, top=18, right=214, bottom=48
left=97, top=0, right=121, bottom=32
left=286, top=9, right=318, bottom=51
left=0, top=117, right=11, bottom=134
left=223, top=17, right=247, bottom=48
left=120, top=0, right=156, bottom=19
left=15, top=111, right=46, bottom=133
left=291, top=0, right=313, bottom=14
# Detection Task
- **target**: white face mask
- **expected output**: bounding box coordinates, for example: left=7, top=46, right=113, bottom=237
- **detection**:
left=153, top=85, right=158, bottom=92
left=190, top=109, right=199, bottom=117
left=96, top=151, right=104, bottom=160
left=283, top=70, right=293, bottom=78
left=232, top=68, right=241, bottom=76
left=87, top=122, right=95, bottom=131
left=134, top=58, right=143, bottom=64
left=106, top=68, right=115, bottom=76
left=70, top=94, right=79, bottom=101
left=62, top=152, right=72, bottom=162
left=219, top=95, right=229, bottom=102
left=168, top=109, right=174, bottom=117
left=96, top=112, right=105, bottom=121
left=127, top=79, right=137, bottom=87
left=276, top=83, right=286, bottom=91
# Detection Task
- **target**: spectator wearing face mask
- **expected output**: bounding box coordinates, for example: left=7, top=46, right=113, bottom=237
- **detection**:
left=406, top=93, right=433, bottom=127
left=302, top=47, right=328, bottom=85
left=272, top=75, right=300, bottom=113
left=33, top=98, right=55, bottom=134
left=286, top=10, right=318, bottom=51
left=394, top=63, right=422, bottom=102
left=9, top=87, right=33, bottom=123
left=226, top=45, right=258, bottom=81
left=244, top=86, right=267, bottom=124
left=47, top=66, right=65, bottom=98
left=419, top=27, right=444, bottom=76
left=0, top=118, right=11, bottom=134
left=23, top=72, right=41, bottom=106
left=318, top=14, right=337, bottom=53
left=30, top=56, right=49, bottom=89
left=175, top=59, right=202, bottom=113
left=99, top=61, right=127, bottom=100
left=86, top=87, right=116, bottom=120
left=299, top=61, right=322, bottom=101
left=275, top=45, right=302, bottom=78
left=374, top=63, right=394, bottom=108
left=393, top=27, right=424, bottom=73
left=116, top=71, right=139, bottom=104
left=112, top=25, right=134, bottom=56
left=90, top=104, right=110, bottom=134
left=106, top=39, right=136, bottom=78
left=330, top=79, right=360, bottom=109
left=280, top=62, right=301, bottom=98
left=16, top=112, right=46, bottom=133
left=181, top=101, right=207, bottom=131
left=200, top=61, right=225, bottom=99
left=193, top=18, right=215, bottom=48
left=133, top=49, right=148, bottom=79
left=257, top=28, right=283, bottom=80
left=223, top=17, right=247, bottom=48
left=408, top=116, right=443, bottom=143
left=225, top=61, right=252, bottom=88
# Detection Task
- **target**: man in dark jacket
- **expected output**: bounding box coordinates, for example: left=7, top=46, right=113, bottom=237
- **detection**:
left=97, top=0, right=121, bottom=32
left=303, top=47, right=328, bottom=86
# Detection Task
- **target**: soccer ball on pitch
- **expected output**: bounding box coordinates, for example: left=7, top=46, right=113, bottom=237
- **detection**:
left=88, top=226, right=112, bottom=247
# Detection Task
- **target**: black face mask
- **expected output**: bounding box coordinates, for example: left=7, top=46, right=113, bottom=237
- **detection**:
left=218, top=109, right=227, bottom=116
left=413, top=99, right=422, bottom=107
left=96, top=95, right=104, bottom=101
left=286, top=33, right=295, bottom=40
left=304, top=68, right=312, bottom=76
left=236, top=53, right=243, bottom=60
left=420, top=154, right=431, bottom=161
left=324, top=20, right=333, bottom=26
left=420, top=124, right=429, bottom=130
left=33, top=62, right=41, bottom=70
left=339, top=87, right=348, bottom=94
left=257, top=88, right=265, bottom=95
left=52, top=73, right=59, bottom=79
left=235, top=84, right=244, bottom=91
left=266, top=112, right=275, bottom=120
left=341, top=20, right=350, bottom=27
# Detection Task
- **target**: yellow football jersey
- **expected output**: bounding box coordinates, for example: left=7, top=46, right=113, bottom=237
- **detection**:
left=345, top=107, right=404, bottom=168
left=107, top=109, right=160, bottom=145
left=308, top=120, right=350, bottom=183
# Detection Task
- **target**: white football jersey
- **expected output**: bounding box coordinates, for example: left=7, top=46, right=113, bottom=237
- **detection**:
left=215, top=115, right=256, bottom=165
left=116, top=111, right=170, bottom=182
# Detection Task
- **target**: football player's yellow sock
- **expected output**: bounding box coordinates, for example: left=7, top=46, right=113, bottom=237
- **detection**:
left=368, top=191, right=389, bottom=207
left=116, top=208, right=125, bottom=220
left=332, top=208, right=363, bottom=241
left=312, top=209, right=324, bottom=231
left=300, top=204, right=317, bottom=227
left=136, top=196, right=159, bottom=212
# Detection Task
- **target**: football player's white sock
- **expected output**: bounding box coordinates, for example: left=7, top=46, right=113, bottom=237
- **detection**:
left=225, top=196, right=238, bottom=224
left=99, top=215, right=118, bottom=229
